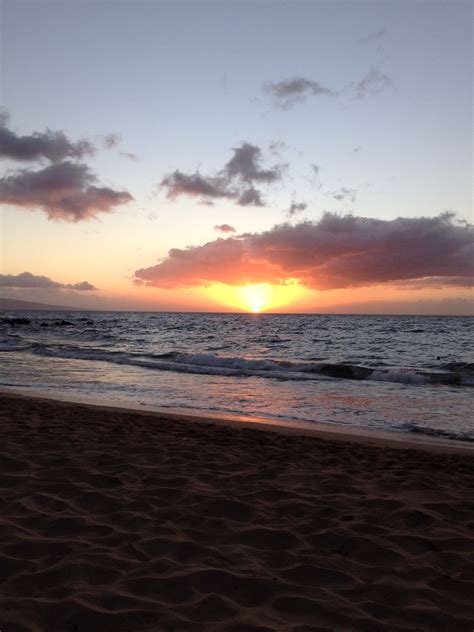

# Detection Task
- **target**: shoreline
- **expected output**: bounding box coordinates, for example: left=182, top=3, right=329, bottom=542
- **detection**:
left=1, top=386, right=472, bottom=454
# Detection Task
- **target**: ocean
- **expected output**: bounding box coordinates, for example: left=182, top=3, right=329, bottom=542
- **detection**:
left=1, top=311, right=472, bottom=443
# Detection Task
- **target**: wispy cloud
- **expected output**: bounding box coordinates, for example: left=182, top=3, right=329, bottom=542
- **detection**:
left=359, top=29, right=386, bottom=44
left=120, top=151, right=138, bottom=161
left=134, top=212, right=473, bottom=291
left=287, top=201, right=307, bottom=217
left=0, top=271, right=97, bottom=291
left=264, top=66, right=393, bottom=109
left=349, top=68, right=393, bottom=99
left=331, top=187, right=357, bottom=203
left=101, top=133, right=121, bottom=149
left=263, top=77, right=337, bottom=109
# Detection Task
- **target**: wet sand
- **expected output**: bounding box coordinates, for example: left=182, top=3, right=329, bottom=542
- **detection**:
left=0, top=392, right=473, bottom=631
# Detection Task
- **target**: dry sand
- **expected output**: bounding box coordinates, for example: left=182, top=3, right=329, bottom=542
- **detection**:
left=0, top=392, right=473, bottom=632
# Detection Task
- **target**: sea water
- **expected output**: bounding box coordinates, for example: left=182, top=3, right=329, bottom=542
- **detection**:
left=1, top=312, right=472, bottom=442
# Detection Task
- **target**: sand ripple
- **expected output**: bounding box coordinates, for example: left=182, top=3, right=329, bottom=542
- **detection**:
left=0, top=394, right=473, bottom=631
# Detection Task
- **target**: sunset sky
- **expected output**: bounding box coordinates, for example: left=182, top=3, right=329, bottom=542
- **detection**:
left=1, top=0, right=472, bottom=314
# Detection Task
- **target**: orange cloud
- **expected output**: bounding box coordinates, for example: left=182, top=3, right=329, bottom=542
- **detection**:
left=135, top=212, right=473, bottom=290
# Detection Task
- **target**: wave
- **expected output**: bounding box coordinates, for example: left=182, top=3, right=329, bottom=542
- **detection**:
left=1, top=338, right=472, bottom=387
left=401, top=422, right=474, bottom=443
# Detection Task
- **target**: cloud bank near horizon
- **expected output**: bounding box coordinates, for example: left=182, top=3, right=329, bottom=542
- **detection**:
left=134, top=212, right=473, bottom=291
left=0, top=271, right=97, bottom=291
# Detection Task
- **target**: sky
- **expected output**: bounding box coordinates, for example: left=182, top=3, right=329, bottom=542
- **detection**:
left=0, top=0, right=472, bottom=314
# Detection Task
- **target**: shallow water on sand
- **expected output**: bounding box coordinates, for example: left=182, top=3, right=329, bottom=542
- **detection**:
left=1, top=311, right=473, bottom=442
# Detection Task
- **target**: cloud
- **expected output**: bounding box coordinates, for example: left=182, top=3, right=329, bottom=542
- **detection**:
left=238, top=187, right=264, bottom=206
left=120, top=151, right=138, bottom=161
left=264, top=66, right=393, bottom=109
left=134, top=212, right=473, bottom=291
left=0, top=271, right=97, bottom=291
left=224, top=143, right=283, bottom=183
left=331, top=187, right=357, bottom=203
left=102, top=133, right=121, bottom=149
left=160, top=142, right=284, bottom=207
left=359, top=29, right=386, bottom=44
left=161, top=170, right=230, bottom=200
left=350, top=68, right=393, bottom=99
left=392, top=276, right=474, bottom=289
left=214, top=224, right=236, bottom=233
left=0, top=112, right=94, bottom=162
left=264, top=76, right=337, bottom=109
left=287, top=202, right=307, bottom=217
left=0, top=161, right=133, bottom=221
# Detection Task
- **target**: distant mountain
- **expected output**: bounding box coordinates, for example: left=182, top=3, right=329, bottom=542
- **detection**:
left=0, top=297, right=82, bottom=311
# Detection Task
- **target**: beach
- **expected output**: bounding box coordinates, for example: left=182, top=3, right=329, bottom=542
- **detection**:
left=0, top=392, right=473, bottom=631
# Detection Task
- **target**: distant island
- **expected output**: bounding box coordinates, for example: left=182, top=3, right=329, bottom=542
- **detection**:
left=0, top=297, right=80, bottom=311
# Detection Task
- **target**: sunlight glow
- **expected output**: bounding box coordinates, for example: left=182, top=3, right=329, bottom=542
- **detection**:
left=206, top=282, right=305, bottom=313
left=240, top=284, right=271, bottom=313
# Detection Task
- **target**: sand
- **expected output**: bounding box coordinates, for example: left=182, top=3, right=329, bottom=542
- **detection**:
left=0, top=392, right=473, bottom=631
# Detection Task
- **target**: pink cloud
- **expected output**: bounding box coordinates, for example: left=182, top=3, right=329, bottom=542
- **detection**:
left=135, top=212, right=473, bottom=290
left=214, top=224, right=236, bottom=233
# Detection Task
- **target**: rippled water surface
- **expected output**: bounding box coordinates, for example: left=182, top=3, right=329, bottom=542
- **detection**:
left=1, top=312, right=472, bottom=442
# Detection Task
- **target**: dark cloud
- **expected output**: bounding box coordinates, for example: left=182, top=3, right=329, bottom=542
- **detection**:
left=0, top=161, right=133, bottom=221
left=350, top=68, right=393, bottom=99
left=238, top=187, right=264, bottom=207
left=0, top=272, right=97, bottom=291
left=264, top=76, right=337, bottom=109
left=161, top=170, right=230, bottom=200
left=0, top=112, right=94, bottom=163
left=134, top=212, right=473, bottom=291
left=224, top=143, right=282, bottom=183
left=288, top=202, right=307, bottom=217
left=160, top=142, right=284, bottom=207
left=214, top=224, right=236, bottom=233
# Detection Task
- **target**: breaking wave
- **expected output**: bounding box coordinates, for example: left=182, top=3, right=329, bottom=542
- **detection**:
left=0, top=337, right=472, bottom=387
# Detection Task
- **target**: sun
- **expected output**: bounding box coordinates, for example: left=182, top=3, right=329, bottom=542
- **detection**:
left=205, top=281, right=304, bottom=313
left=239, top=284, right=272, bottom=313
